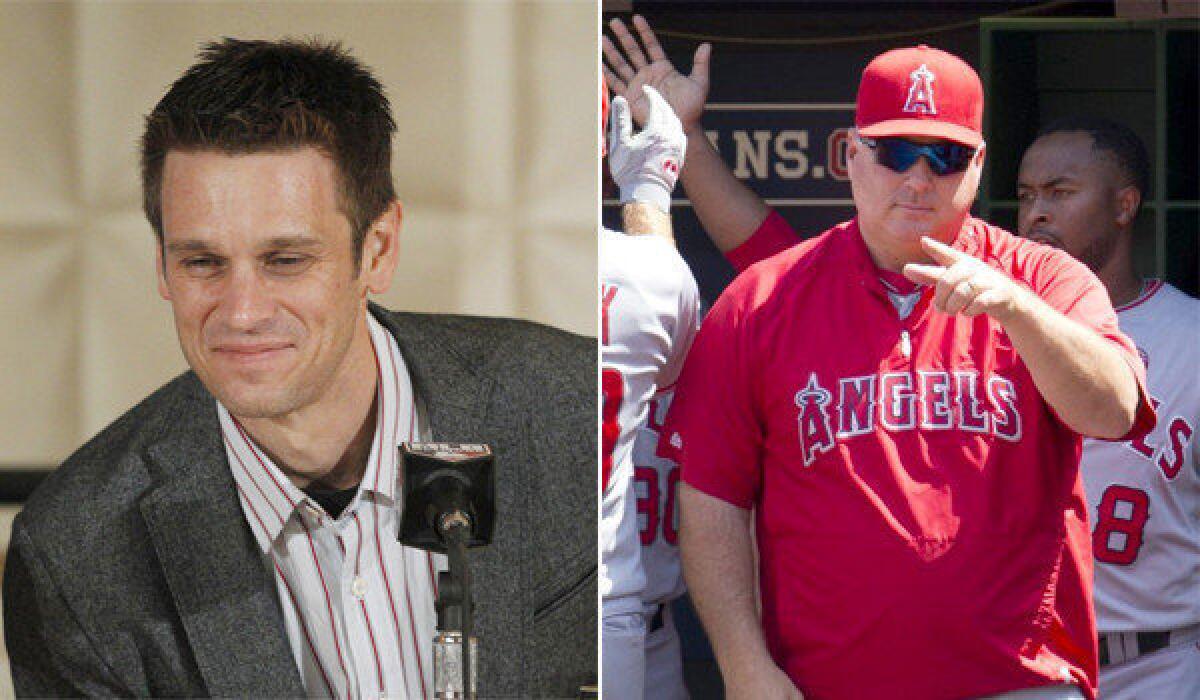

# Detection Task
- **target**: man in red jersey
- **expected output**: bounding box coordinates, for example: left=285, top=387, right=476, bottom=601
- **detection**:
left=605, top=17, right=1155, bottom=700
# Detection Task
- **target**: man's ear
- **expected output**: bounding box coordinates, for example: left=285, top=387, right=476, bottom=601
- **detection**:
left=1115, top=185, right=1141, bottom=227
left=155, top=241, right=171, bottom=301
left=360, top=200, right=402, bottom=296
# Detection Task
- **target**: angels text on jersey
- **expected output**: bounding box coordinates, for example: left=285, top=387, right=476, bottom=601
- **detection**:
left=790, top=368, right=1021, bottom=467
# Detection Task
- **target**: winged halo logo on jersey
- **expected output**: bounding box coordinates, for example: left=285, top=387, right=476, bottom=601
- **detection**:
left=903, top=63, right=937, bottom=115
left=794, top=373, right=836, bottom=467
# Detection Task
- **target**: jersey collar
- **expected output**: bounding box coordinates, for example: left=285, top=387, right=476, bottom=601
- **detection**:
left=842, top=216, right=983, bottom=319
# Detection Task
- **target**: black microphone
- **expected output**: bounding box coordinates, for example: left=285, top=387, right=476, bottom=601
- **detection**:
left=398, top=442, right=495, bottom=551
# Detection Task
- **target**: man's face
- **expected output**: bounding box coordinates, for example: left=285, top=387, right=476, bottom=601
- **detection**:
left=1017, top=131, right=1129, bottom=274
left=848, top=133, right=985, bottom=260
left=157, top=148, right=390, bottom=419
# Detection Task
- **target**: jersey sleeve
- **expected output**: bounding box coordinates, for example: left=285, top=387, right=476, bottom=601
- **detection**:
left=658, top=287, right=763, bottom=509
left=724, top=210, right=800, bottom=273
left=1027, top=249, right=1155, bottom=442
left=658, top=261, right=701, bottom=391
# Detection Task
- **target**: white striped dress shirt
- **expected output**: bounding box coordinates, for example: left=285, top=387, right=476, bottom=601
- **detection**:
left=219, top=315, right=447, bottom=699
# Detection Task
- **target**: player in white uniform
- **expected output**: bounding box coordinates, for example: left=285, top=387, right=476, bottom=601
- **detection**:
left=1017, top=117, right=1200, bottom=700
left=632, top=391, right=692, bottom=700
left=1084, top=281, right=1200, bottom=697
left=600, top=83, right=699, bottom=699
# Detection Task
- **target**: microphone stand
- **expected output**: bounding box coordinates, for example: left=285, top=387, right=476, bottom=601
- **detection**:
left=434, top=511, right=476, bottom=699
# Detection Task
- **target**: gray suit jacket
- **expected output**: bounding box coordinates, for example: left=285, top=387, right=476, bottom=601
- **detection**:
left=4, top=306, right=597, bottom=698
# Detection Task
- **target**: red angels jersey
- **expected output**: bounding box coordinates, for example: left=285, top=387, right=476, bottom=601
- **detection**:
left=633, top=391, right=686, bottom=605
left=1082, top=280, right=1200, bottom=634
left=729, top=215, right=1200, bottom=638
left=662, top=216, right=1153, bottom=700
left=600, top=228, right=700, bottom=611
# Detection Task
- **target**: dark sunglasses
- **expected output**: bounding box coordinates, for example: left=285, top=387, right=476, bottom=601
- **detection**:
left=857, top=135, right=979, bottom=176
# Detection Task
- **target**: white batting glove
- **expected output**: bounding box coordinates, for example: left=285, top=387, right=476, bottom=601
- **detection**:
left=608, top=85, right=686, bottom=214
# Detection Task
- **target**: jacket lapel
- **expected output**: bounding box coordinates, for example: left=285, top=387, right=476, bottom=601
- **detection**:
left=138, top=374, right=304, bottom=697
left=371, top=306, right=497, bottom=442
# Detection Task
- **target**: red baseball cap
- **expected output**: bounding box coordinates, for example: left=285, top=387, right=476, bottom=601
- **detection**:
left=855, top=44, right=984, bottom=147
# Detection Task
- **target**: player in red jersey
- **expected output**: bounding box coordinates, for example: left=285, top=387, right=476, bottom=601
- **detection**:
left=605, top=16, right=1155, bottom=700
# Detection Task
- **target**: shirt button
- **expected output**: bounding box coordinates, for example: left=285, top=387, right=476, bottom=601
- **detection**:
left=352, top=576, right=368, bottom=598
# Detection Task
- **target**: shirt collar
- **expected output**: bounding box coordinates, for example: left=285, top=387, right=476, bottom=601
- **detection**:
left=360, top=312, right=419, bottom=504
left=218, top=312, right=419, bottom=549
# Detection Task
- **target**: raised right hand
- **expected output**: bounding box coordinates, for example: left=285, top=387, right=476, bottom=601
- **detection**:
left=602, top=15, right=710, bottom=131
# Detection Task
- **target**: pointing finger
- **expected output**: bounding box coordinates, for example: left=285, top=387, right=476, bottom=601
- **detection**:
left=902, top=262, right=945, bottom=286
left=920, top=236, right=965, bottom=266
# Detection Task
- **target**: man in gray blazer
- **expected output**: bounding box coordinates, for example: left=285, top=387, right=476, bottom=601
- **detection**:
left=4, top=38, right=596, bottom=698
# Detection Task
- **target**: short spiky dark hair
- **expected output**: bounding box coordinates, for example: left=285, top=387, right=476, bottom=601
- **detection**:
left=140, top=37, right=396, bottom=263
left=1037, top=116, right=1151, bottom=215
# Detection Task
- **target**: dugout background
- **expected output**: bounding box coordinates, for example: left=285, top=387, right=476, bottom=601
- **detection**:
left=603, top=2, right=1198, bottom=697
left=0, top=2, right=596, bottom=693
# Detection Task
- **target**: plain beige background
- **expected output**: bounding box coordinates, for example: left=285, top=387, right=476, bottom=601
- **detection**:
left=0, top=2, right=597, bottom=695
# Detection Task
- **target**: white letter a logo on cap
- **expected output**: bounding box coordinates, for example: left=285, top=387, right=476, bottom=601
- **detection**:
left=903, top=64, right=937, bottom=115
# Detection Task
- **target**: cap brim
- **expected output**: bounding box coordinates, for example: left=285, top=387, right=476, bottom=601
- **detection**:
left=859, top=119, right=983, bottom=147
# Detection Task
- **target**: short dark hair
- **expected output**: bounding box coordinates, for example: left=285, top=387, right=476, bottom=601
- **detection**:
left=140, top=37, right=396, bottom=263
left=1036, top=116, right=1151, bottom=214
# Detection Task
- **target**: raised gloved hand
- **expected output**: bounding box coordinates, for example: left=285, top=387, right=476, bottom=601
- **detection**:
left=608, top=84, right=686, bottom=214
